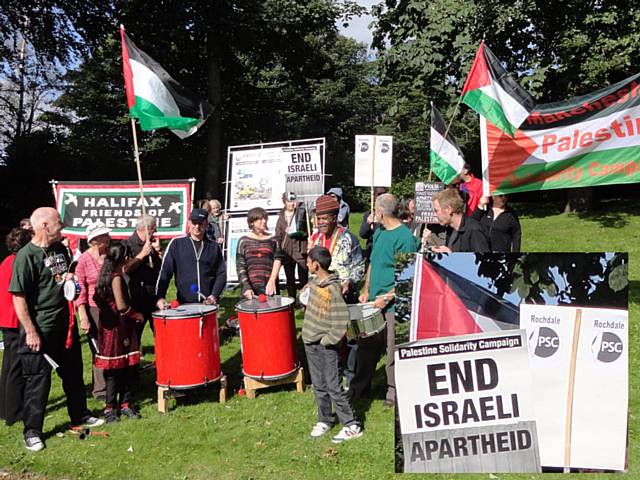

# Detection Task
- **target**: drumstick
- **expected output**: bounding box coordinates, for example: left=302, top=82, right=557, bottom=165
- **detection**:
left=43, top=353, right=60, bottom=370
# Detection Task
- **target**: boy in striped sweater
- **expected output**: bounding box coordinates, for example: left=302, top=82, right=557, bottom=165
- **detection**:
left=302, top=246, right=363, bottom=443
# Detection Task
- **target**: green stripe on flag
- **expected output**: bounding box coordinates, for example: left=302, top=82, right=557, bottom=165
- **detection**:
left=495, top=145, right=640, bottom=194
left=130, top=96, right=199, bottom=132
left=463, top=89, right=517, bottom=136
left=430, top=151, right=461, bottom=184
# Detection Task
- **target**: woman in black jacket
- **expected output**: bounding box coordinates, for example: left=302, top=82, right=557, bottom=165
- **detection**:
left=472, top=195, right=521, bottom=252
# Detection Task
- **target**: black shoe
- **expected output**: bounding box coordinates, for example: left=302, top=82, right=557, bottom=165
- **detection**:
left=121, top=406, right=141, bottom=420
left=104, top=409, right=119, bottom=423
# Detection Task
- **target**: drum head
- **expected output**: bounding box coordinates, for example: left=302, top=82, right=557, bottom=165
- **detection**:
left=153, top=303, right=218, bottom=318
left=236, top=295, right=294, bottom=313
left=63, top=279, right=80, bottom=301
left=347, top=303, right=379, bottom=320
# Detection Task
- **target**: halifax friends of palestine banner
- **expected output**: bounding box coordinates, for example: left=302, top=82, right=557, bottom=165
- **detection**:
left=482, top=72, right=640, bottom=195
left=54, top=180, right=191, bottom=239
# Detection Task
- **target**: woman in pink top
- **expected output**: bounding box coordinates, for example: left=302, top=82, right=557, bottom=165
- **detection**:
left=0, top=227, right=32, bottom=426
left=75, top=222, right=111, bottom=400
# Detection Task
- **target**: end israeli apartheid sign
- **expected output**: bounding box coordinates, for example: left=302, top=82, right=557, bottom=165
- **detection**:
left=414, top=181, right=444, bottom=224
left=395, top=330, right=541, bottom=473
left=55, top=180, right=190, bottom=239
left=283, top=144, right=323, bottom=200
left=520, top=304, right=628, bottom=471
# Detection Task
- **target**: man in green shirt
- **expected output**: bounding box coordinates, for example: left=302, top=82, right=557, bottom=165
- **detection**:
left=10, top=207, right=104, bottom=452
left=351, top=194, right=418, bottom=407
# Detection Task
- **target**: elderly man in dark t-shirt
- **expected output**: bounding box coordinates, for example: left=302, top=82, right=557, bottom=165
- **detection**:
left=10, top=207, right=104, bottom=452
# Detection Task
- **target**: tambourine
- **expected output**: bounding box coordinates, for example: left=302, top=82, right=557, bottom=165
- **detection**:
left=63, top=279, right=81, bottom=301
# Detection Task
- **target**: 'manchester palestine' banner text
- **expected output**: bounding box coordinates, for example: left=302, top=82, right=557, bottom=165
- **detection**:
left=482, top=72, right=640, bottom=194
left=54, top=180, right=191, bottom=239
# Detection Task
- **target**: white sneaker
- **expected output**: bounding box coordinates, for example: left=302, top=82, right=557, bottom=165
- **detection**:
left=80, top=416, right=106, bottom=428
left=331, top=424, right=363, bottom=444
left=309, top=422, right=332, bottom=438
left=24, top=436, right=45, bottom=452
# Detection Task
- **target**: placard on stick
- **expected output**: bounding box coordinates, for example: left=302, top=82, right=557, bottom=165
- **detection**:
left=354, top=135, right=393, bottom=187
left=396, top=330, right=541, bottom=473
left=414, top=181, right=444, bottom=224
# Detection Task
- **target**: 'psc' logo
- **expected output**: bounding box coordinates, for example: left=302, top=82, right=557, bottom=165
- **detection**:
left=529, top=326, right=559, bottom=358
left=591, top=332, right=623, bottom=363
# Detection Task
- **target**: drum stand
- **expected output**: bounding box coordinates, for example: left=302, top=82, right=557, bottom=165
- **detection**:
left=243, top=367, right=305, bottom=399
left=157, top=375, right=228, bottom=413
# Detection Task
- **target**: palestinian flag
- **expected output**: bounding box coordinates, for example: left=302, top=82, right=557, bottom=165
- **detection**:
left=429, top=103, right=465, bottom=184
left=410, top=254, right=519, bottom=341
left=120, top=26, right=212, bottom=139
left=462, top=42, right=535, bottom=137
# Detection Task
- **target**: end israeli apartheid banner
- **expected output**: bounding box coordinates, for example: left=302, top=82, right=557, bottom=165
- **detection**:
left=396, top=330, right=541, bottom=473
left=54, top=180, right=190, bottom=239
left=520, top=304, right=628, bottom=471
left=481, top=72, right=640, bottom=195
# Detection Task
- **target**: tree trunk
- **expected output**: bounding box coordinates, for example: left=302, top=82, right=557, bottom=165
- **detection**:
left=205, top=32, right=223, bottom=200
left=564, top=187, right=593, bottom=213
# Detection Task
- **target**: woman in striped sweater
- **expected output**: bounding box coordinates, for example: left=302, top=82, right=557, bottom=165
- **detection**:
left=236, top=207, right=284, bottom=299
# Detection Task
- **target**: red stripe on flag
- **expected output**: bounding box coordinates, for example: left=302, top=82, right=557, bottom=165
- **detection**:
left=461, top=42, right=490, bottom=95
left=415, top=261, right=482, bottom=339
left=120, top=26, right=136, bottom=109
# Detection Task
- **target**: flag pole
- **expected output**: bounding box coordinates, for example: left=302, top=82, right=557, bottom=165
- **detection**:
left=129, top=118, right=153, bottom=267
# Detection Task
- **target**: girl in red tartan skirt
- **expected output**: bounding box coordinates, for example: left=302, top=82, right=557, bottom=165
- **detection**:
left=93, top=244, right=143, bottom=422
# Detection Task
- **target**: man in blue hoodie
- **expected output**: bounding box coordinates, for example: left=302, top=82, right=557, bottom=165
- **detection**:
left=155, top=208, right=227, bottom=307
left=326, top=187, right=350, bottom=228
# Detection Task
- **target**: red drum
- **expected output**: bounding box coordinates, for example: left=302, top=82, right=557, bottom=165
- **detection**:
left=236, top=295, right=299, bottom=380
left=153, top=304, right=221, bottom=388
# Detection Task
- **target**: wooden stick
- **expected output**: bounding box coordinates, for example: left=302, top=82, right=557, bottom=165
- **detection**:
left=563, top=308, right=582, bottom=472
left=370, top=136, right=377, bottom=215
left=304, top=200, right=311, bottom=238
left=130, top=118, right=153, bottom=267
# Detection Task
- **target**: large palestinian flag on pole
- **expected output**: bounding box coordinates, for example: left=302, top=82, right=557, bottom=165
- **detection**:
left=120, top=26, right=212, bottom=139
left=410, top=254, right=519, bottom=341
left=429, top=103, right=465, bottom=184
left=482, top=72, right=640, bottom=195
left=462, top=42, right=535, bottom=137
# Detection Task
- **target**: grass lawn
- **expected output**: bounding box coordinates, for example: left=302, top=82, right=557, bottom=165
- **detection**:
left=0, top=201, right=638, bottom=479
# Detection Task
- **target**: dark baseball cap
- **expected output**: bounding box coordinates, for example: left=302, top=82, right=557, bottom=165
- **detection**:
left=189, top=208, right=208, bottom=222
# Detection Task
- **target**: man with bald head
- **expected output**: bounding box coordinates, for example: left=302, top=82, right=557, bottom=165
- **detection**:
left=10, top=207, right=103, bottom=452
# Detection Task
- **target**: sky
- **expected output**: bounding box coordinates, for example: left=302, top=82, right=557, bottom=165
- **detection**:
left=337, top=0, right=376, bottom=51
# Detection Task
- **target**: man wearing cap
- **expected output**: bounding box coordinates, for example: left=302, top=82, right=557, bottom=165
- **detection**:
left=156, top=208, right=227, bottom=307
left=308, top=195, right=364, bottom=302
left=10, top=207, right=104, bottom=452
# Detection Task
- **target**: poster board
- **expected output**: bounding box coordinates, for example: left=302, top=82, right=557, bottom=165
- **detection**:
left=519, top=304, right=628, bottom=470
left=414, top=181, right=445, bottom=224
left=396, top=330, right=540, bottom=473
left=226, top=138, right=325, bottom=212
left=54, top=180, right=191, bottom=239
left=354, top=135, right=393, bottom=187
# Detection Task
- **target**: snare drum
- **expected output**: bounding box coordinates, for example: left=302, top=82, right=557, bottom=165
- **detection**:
left=346, top=303, right=386, bottom=340
left=63, top=279, right=81, bottom=301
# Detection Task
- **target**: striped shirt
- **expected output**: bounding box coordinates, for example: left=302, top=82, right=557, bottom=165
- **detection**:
left=75, top=251, right=103, bottom=308
left=302, top=274, right=350, bottom=346
left=235, top=236, right=283, bottom=295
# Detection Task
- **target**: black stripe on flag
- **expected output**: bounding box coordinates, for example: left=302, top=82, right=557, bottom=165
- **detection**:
left=484, top=44, right=535, bottom=113
left=431, top=103, right=464, bottom=153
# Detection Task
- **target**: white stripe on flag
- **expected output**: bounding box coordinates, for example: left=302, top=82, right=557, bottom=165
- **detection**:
left=430, top=128, right=465, bottom=173
left=480, top=116, right=491, bottom=196
left=479, top=82, right=530, bottom=129
left=130, top=59, right=181, bottom=118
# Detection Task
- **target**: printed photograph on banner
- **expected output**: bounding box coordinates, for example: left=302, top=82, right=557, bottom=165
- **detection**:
left=395, top=330, right=541, bottom=473
left=394, top=252, right=628, bottom=473
left=229, top=147, right=285, bottom=211
left=224, top=214, right=283, bottom=283
left=55, top=181, right=190, bottom=239
left=354, top=134, right=393, bottom=187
